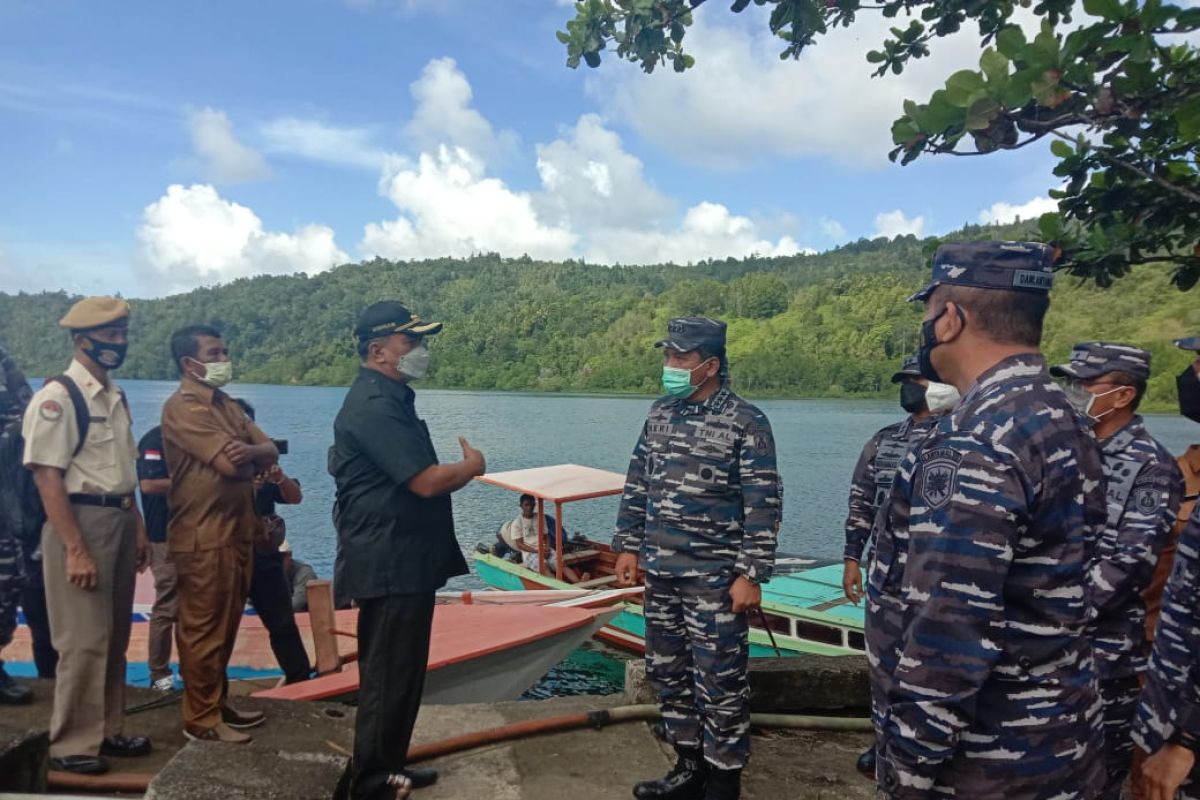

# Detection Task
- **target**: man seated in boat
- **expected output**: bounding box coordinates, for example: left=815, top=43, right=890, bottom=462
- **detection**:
left=498, top=494, right=589, bottom=582
left=280, top=541, right=320, bottom=612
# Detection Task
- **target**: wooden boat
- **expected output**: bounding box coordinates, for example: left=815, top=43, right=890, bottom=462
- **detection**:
left=472, top=463, right=866, bottom=658
left=251, top=604, right=620, bottom=705
left=7, top=572, right=628, bottom=703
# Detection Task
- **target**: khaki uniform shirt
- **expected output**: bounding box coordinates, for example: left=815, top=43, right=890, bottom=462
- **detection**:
left=161, top=381, right=268, bottom=553
left=21, top=359, right=136, bottom=495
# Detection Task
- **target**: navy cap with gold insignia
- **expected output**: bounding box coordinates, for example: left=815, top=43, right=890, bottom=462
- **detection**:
left=655, top=316, right=726, bottom=354
left=1050, top=341, right=1151, bottom=381
left=909, top=241, right=1056, bottom=302
left=354, top=301, right=443, bottom=342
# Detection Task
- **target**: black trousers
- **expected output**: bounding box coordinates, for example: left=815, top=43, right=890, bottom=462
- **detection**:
left=351, top=592, right=435, bottom=800
left=22, top=569, right=57, bottom=678
left=248, top=553, right=312, bottom=684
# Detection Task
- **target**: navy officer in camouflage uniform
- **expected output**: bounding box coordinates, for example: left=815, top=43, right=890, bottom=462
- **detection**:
left=0, top=342, right=35, bottom=704
left=614, top=316, right=782, bottom=800
left=1132, top=499, right=1200, bottom=800
left=866, top=242, right=1107, bottom=799
left=1051, top=342, right=1183, bottom=799
left=843, top=354, right=959, bottom=777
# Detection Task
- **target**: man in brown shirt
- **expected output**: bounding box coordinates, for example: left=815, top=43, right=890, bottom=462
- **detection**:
left=161, top=324, right=278, bottom=743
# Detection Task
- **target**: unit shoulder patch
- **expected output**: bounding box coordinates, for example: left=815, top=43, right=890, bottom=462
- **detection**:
left=38, top=399, right=63, bottom=422
left=919, top=446, right=963, bottom=510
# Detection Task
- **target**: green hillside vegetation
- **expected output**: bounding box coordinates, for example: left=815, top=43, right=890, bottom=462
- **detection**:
left=2, top=223, right=1198, bottom=411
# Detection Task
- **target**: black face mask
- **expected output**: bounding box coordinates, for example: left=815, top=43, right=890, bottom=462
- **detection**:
left=1178, top=366, right=1200, bottom=423
left=917, top=306, right=964, bottom=384
left=83, top=336, right=128, bottom=371
left=900, top=381, right=927, bottom=413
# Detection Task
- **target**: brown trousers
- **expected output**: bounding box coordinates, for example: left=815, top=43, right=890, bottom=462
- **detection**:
left=147, top=542, right=178, bottom=682
left=42, top=505, right=136, bottom=758
left=173, top=542, right=252, bottom=730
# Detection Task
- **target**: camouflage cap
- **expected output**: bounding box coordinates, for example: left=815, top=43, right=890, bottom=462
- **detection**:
left=58, top=296, right=130, bottom=331
left=1174, top=336, right=1200, bottom=352
left=1049, top=341, right=1151, bottom=381
left=655, top=316, right=727, bottom=354
left=908, top=241, right=1056, bottom=302
left=890, top=354, right=923, bottom=384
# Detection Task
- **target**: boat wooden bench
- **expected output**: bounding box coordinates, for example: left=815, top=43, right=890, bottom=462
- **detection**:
left=574, top=574, right=618, bottom=589
left=562, top=548, right=600, bottom=564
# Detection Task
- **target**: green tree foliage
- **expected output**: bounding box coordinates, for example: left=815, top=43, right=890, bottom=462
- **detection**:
left=558, top=0, right=1200, bottom=288
left=1, top=225, right=1197, bottom=410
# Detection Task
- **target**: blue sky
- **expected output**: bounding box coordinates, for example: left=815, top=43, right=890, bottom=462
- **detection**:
left=0, top=0, right=1064, bottom=298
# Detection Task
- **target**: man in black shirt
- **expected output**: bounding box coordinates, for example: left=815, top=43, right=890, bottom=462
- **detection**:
left=136, top=426, right=177, bottom=692
left=233, top=399, right=311, bottom=685
left=330, top=301, right=485, bottom=799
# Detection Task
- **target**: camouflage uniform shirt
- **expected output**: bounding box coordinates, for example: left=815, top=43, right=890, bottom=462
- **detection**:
left=1091, top=416, right=1182, bottom=680
left=865, top=354, right=1106, bottom=799
left=1132, top=500, right=1200, bottom=761
left=843, top=415, right=937, bottom=563
left=613, top=386, right=782, bottom=582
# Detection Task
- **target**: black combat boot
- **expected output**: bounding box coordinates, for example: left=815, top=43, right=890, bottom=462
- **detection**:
left=703, top=767, right=741, bottom=800
left=633, top=748, right=707, bottom=799
left=855, top=744, right=877, bottom=780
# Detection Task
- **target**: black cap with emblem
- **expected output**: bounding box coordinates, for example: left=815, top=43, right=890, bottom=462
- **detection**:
left=354, top=301, right=443, bottom=342
left=655, top=316, right=727, bottom=354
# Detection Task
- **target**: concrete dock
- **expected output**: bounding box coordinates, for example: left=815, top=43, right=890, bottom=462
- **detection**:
left=0, top=656, right=876, bottom=799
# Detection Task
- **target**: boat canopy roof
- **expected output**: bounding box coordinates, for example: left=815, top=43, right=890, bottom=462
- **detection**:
left=476, top=463, right=625, bottom=503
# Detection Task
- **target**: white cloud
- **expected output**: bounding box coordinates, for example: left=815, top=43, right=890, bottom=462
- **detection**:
left=186, top=107, right=269, bottom=184
left=591, top=11, right=1019, bottom=168
left=977, top=195, right=1058, bottom=225
left=260, top=117, right=388, bottom=170
left=361, top=111, right=801, bottom=266
left=534, top=113, right=673, bottom=231
left=137, top=184, right=347, bottom=293
left=404, top=58, right=518, bottom=164
left=361, top=147, right=577, bottom=261
left=581, top=202, right=802, bottom=265
left=819, top=217, right=847, bottom=242
left=873, top=209, right=925, bottom=239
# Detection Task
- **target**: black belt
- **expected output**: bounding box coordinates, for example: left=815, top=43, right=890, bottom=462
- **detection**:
left=69, top=493, right=134, bottom=510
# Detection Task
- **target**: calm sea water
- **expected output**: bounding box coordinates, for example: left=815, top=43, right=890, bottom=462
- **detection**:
left=106, top=380, right=1199, bottom=697
left=114, top=379, right=1200, bottom=581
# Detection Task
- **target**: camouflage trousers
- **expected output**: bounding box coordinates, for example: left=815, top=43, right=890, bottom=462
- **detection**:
left=643, top=572, right=750, bottom=770
left=0, top=535, right=25, bottom=651
left=1100, top=675, right=1141, bottom=800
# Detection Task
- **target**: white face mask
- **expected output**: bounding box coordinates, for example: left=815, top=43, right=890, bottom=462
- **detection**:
left=397, top=342, right=429, bottom=381
left=1063, top=381, right=1122, bottom=421
left=925, top=381, right=960, bottom=412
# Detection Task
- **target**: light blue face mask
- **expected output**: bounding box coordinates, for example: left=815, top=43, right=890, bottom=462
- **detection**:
left=661, top=359, right=713, bottom=399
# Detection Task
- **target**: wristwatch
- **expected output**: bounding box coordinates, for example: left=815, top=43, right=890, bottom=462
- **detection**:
left=1167, top=728, right=1200, bottom=754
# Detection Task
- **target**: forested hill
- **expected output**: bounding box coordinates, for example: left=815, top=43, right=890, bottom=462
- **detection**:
left=3, top=222, right=1198, bottom=409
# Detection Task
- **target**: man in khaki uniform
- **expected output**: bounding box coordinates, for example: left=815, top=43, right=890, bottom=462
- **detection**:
left=22, top=297, right=151, bottom=776
left=161, top=324, right=278, bottom=743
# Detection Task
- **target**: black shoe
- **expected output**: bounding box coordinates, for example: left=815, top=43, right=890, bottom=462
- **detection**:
left=633, top=750, right=707, bottom=799
left=100, top=735, right=152, bottom=757
left=0, top=666, right=32, bottom=705
left=49, top=755, right=110, bottom=775
left=855, top=745, right=876, bottom=781
left=703, top=768, right=741, bottom=800
left=400, top=767, right=438, bottom=788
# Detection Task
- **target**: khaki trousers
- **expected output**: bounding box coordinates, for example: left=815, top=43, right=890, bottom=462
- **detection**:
left=147, top=542, right=178, bottom=681
left=173, top=542, right=252, bottom=730
left=42, top=505, right=136, bottom=758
